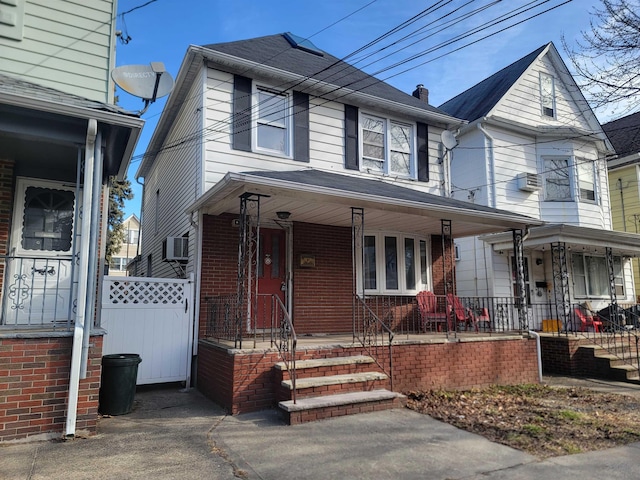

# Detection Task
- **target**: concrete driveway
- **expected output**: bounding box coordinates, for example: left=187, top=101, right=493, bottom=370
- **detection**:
left=3, top=377, right=640, bottom=479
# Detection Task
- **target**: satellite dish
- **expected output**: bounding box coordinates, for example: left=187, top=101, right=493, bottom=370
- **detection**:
left=441, top=130, right=458, bottom=150
left=112, top=62, right=174, bottom=114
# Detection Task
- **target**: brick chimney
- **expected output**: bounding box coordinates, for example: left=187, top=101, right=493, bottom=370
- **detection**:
left=412, top=84, right=429, bottom=103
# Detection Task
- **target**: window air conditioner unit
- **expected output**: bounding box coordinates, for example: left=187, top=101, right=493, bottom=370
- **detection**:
left=517, top=172, right=541, bottom=192
left=163, top=236, right=188, bottom=262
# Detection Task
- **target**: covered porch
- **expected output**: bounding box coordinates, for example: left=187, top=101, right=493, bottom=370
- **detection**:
left=192, top=169, right=544, bottom=417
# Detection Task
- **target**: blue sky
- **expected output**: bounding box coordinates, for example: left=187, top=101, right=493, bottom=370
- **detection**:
left=114, top=0, right=604, bottom=217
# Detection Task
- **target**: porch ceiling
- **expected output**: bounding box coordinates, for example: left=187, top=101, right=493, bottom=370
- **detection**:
left=480, top=224, right=640, bottom=256
left=188, top=170, right=542, bottom=237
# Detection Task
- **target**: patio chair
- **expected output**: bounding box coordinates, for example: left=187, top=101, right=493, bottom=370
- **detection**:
left=416, top=291, right=448, bottom=332
left=574, top=307, right=602, bottom=333
left=446, top=293, right=478, bottom=332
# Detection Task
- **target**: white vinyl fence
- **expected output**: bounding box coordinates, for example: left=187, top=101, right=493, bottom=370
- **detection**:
left=101, top=276, right=194, bottom=385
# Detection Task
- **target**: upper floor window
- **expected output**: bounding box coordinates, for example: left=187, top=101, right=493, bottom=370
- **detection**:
left=109, top=256, right=127, bottom=271
left=361, top=113, right=413, bottom=178
left=360, top=233, right=428, bottom=295
left=543, top=157, right=571, bottom=201
left=255, top=87, right=290, bottom=156
left=540, top=72, right=556, bottom=118
left=127, top=229, right=139, bottom=245
left=576, top=159, right=596, bottom=202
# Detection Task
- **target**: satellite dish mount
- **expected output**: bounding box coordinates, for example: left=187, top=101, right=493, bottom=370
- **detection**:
left=111, top=62, right=175, bottom=115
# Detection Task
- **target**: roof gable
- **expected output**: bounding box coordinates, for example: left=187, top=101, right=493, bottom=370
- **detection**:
left=438, top=45, right=547, bottom=121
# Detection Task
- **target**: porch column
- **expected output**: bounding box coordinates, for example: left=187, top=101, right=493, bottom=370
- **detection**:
left=605, top=247, right=618, bottom=310
left=441, top=219, right=453, bottom=296
left=237, top=192, right=264, bottom=348
left=512, top=229, right=528, bottom=330
left=351, top=207, right=364, bottom=343
left=551, top=242, right=571, bottom=332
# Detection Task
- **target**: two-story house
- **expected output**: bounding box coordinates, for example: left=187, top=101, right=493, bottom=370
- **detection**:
left=439, top=43, right=640, bottom=335
left=108, top=214, right=140, bottom=276
left=603, top=112, right=640, bottom=302
left=136, top=33, right=544, bottom=421
left=0, top=1, right=143, bottom=441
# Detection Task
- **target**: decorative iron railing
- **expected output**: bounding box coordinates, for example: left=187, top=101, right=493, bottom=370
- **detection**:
left=272, top=295, right=297, bottom=404
left=353, top=295, right=394, bottom=390
left=0, top=256, right=76, bottom=330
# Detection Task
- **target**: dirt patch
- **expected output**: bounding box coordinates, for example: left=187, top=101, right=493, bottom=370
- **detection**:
left=406, top=384, right=640, bottom=459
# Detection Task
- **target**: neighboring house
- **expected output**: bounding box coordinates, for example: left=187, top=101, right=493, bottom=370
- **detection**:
left=136, top=33, right=544, bottom=419
left=0, top=1, right=143, bottom=442
left=603, top=112, right=640, bottom=302
left=108, top=214, right=140, bottom=276
left=439, top=43, right=640, bottom=333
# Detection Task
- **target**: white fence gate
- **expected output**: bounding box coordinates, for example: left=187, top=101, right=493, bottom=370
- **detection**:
left=101, top=276, right=194, bottom=385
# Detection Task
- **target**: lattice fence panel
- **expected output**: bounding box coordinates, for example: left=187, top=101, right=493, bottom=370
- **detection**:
left=104, top=278, right=187, bottom=307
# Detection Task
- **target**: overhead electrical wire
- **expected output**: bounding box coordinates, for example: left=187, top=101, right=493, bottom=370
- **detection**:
left=134, top=0, right=574, bottom=165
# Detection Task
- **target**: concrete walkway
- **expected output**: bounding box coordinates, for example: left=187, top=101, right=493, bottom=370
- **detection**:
left=3, top=376, right=640, bottom=479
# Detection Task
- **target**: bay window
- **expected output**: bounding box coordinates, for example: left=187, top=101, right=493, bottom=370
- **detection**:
left=361, top=233, right=428, bottom=294
left=572, top=253, right=624, bottom=298
left=576, top=159, right=596, bottom=202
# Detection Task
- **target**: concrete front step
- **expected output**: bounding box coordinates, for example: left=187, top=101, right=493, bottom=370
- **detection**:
left=579, top=344, right=640, bottom=384
left=279, top=389, right=406, bottom=425
left=281, top=372, right=388, bottom=390
left=274, top=355, right=375, bottom=371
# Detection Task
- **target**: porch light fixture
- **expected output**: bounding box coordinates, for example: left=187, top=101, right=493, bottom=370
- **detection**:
left=276, top=211, right=291, bottom=220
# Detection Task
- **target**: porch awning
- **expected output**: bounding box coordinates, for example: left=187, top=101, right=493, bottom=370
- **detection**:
left=480, top=224, right=640, bottom=256
left=187, top=169, right=542, bottom=237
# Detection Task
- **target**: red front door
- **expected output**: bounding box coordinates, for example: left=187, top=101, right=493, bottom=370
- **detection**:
left=256, top=228, right=287, bottom=329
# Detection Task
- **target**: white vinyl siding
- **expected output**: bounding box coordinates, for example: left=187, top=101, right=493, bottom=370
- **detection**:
left=139, top=71, right=204, bottom=278
left=202, top=67, right=444, bottom=196
left=0, top=0, right=116, bottom=102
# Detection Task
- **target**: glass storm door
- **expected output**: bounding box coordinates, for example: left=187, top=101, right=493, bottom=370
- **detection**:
left=3, top=179, right=78, bottom=325
left=256, top=228, right=286, bottom=329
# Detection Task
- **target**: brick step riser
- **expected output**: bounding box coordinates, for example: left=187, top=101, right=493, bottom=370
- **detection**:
left=285, top=396, right=403, bottom=425
left=276, top=363, right=381, bottom=382
left=277, top=378, right=390, bottom=402
left=594, top=356, right=640, bottom=369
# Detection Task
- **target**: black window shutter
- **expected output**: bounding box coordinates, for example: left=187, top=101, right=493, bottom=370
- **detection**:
left=417, top=122, right=429, bottom=182
left=293, top=91, right=309, bottom=162
left=232, top=75, right=252, bottom=152
left=344, top=104, right=359, bottom=170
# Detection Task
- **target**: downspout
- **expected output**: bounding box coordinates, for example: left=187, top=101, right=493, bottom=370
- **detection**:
left=65, top=119, right=97, bottom=438
left=80, top=130, right=103, bottom=378
left=528, top=330, right=543, bottom=383
left=477, top=123, right=496, bottom=208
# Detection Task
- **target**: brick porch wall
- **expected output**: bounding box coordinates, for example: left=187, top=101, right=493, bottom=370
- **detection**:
left=197, top=336, right=538, bottom=414
left=539, top=335, right=598, bottom=376
left=197, top=214, right=456, bottom=336
left=0, top=334, right=103, bottom=443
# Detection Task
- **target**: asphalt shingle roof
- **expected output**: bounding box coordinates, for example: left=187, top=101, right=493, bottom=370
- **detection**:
left=0, top=72, right=137, bottom=116
left=243, top=169, right=534, bottom=219
left=438, top=45, right=547, bottom=121
left=203, top=33, right=449, bottom=116
left=602, top=111, right=640, bottom=159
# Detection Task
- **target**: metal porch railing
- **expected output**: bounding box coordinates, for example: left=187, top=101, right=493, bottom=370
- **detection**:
left=0, top=256, right=76, bottom=331
left=353, top=295, right=395, bottom=391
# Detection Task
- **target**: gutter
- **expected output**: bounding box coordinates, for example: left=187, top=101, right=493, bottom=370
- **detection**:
left=528, top=330, right=543, bottom=383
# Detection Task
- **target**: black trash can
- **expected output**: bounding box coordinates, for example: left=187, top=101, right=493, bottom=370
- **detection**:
left=99, top=354, right=142, bottom=415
